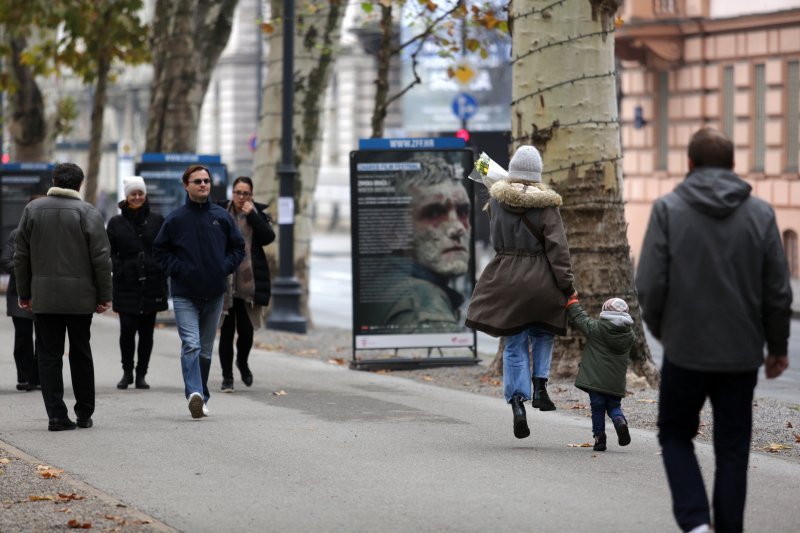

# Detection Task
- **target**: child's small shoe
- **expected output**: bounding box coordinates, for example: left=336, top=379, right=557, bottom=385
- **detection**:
left=593, top=432, right=607, bottom=452
left=613, top=416, right=631, bottom=446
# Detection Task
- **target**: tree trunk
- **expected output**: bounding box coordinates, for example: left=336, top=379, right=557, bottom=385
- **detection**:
left=253, top=0, right=345, bottom=323
left=510, top=0, right=658, bottom=386
left=145, top=0, right=238, bottom=152
left=84, top=55, right=110, bottom=205
left=370, top=3, right=393, bottom=138
left=7, top=37, right=48, bottom=162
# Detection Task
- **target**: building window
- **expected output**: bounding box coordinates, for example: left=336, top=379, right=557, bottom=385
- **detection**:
left=753, top=63, right=766, bottom=172
left=787, top=61, right=799, bottom=173
left=784, top=229, right=799, bottom=278
left=654, top=1, right=678, bottom=15
left=723, top=66, right=734, bottom=140
left=657, top=71, right=669, bottom=170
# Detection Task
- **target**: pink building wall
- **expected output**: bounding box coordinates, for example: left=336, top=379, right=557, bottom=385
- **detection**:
left=617, top=7, right=800, bottom=277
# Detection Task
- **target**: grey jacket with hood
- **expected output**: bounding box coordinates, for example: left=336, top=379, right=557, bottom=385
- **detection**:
left=635, top=167, right=792, bottom=372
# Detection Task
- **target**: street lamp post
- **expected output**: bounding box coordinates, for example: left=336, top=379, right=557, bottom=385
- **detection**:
left=266, top=0, right=307, bottom=333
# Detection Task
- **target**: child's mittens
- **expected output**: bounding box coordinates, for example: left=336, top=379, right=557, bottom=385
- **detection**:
left=566, top=291, right=579, bottom=308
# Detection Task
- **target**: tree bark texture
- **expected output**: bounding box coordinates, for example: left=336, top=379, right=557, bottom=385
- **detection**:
left=369, top=3, right=393, bottom=138
left=7, top=37, right=48, bottom=162
left=510, top=0, right=658, bottom=386
left=145, top=0, right=238, bottom=153
left=253, top=0, right=345, bottom=322
left=84, top=55, right=110, bottom=206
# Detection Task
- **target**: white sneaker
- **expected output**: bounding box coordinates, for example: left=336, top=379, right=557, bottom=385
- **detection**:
left=188, top=392, right=204, bottom=419
left=687, top=525, right=710, bottom=533
left=202, top=403, right=209, bottom=417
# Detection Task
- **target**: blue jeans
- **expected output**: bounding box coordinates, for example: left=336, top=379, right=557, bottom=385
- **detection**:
left=587, top=390, right=624, bottom=435
left=502, top=327, right=554, bottom=402
left=173, top=295, right=224, bottom=402
left=658, top=358, right=757, bottom=533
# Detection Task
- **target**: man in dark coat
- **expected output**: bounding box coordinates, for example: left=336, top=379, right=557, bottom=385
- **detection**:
left=153, top=164, right=244, bottom=419
left=636, top=128, right=792, bottom=533
left=14, top=162, right=112, bottom=431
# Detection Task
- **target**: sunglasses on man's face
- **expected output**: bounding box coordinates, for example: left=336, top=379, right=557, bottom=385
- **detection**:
left=189, top=178, right=211, bottom=185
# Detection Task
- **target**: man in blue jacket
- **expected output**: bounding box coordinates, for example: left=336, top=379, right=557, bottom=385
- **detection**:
left=154, top=164, right=244, bottom=419
left=636, top=128, right=792, bottom=533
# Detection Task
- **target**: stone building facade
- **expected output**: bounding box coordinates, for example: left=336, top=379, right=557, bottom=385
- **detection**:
left=617, top=0, right=800, bottom=279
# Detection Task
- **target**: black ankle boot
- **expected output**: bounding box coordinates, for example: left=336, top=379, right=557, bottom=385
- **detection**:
left=532, top=377, right=556, bottom=411
left=117, top=370, right=134, bottom=390
left=613, top=416, right=631, bottom=446
left=593, top=432, right=607, bottom=451
left=510, top=394, right=530, bottom=439
left=135, top=373, right=150, bottom=390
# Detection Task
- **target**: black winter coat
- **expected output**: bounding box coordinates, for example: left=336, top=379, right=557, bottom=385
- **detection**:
left=218, top=200, right=275, bottom=306
left=107, top=199, right=169, bottom=314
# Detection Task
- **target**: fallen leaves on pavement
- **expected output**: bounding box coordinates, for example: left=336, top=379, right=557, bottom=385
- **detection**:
left=786, top=421, right=794, bottom=429
left=0, top=458, right=10, bottom=464
left=763, top=443, right=792, bottom=453
left=567, top=442, right=593, bottom=448
left=272, top=390, right=287, bottom=396
left=636, top=399, right=657, bottom=404
left=296, top=349, right=319, bottom=356
left=570, top=404, right=587, bottom=410
left=422, top=375, right=434, bottom=382
left=794, top=434, right=800, bottom=443
left=327, top=358, right=346, bottom=365
left=67, top=518, right=92, bottom=528
left=36, top=465, right=64, bottom=479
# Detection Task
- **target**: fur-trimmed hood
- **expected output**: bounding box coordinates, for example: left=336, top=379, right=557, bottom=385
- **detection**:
left=47, top=187, right=82, bottom=200
left=489, top=180, right=562, bottom=210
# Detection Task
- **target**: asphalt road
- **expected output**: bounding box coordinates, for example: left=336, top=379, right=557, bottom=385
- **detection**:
left=1, top=315, right=799, bottom=532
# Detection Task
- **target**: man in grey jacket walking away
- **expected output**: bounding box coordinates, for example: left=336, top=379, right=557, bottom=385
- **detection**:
left=636, top=128, right=792, bottom=533
left=14, top=163, right=112, bottom=431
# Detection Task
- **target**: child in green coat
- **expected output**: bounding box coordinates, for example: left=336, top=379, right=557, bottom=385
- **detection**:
left=566, top=295, right=636, bottom=451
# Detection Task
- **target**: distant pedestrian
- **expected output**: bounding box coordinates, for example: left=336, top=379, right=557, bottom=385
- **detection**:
left=466, top=145, right=575, bottom=439
left=153, top=164, right=244, bottom=418
left=217, top=177, right=275, bottom=391
left=636, top=127, right=792, bottom=533
left=566, top=296, right=635, bottom=451
left=106, top=176, right=168, bottom=390
left=2, top=220, right=41, bottom=392
left=14, top=163, right=112, bottom=431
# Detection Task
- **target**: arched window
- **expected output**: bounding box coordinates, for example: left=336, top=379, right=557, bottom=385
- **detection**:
left=783, top=230, right=798, bottom=278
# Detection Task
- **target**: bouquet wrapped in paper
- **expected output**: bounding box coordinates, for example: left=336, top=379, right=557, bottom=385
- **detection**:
left=468, top=152, right=508, bottom=188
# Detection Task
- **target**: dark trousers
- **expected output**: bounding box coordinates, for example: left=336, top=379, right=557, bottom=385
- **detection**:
left=658, top=358, right=757, bottom=533
left=587, top=390, right=624, bottom=436
left=218, top=298, right=254, bottom=379
left=35, top=313, right=94, bottom=421
left=12, top=316, right=40, bottom=386
left=118, top=312, right=157, bottom=375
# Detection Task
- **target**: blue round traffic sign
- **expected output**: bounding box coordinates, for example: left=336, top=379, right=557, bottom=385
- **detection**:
left=451, top=92, right=478, bottom=121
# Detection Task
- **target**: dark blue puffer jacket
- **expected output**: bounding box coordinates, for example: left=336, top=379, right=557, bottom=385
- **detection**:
left=153, top=196, right=245, bottom=300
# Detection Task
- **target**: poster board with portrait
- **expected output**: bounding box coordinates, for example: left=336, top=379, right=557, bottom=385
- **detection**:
left=0, top=163, right=54, bottom=253
left=134, top=153, right=228, bottom=218
left=350, top=139, right=478, bottom=369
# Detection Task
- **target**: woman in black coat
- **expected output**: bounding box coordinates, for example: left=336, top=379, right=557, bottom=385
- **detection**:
left=1, top=227, right=40, bottom=391
left=106, top=176, right=168, bottom=390
left=218, top=176, right=275, bottom=391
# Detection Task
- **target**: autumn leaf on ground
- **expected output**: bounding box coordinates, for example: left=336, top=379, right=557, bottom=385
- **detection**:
left=131, top=519, right=152, bottom=525
left=272, top=390, right=287, bottom=396
left=786, top=421, right=794, bottom=429
left=56, top=508, right=73, bottom=513
left=373, top=370, right=390, bottom=374
left=28, top=495, right=55, bottom=501
left=570, top=404, right=587, bottom=410
left=763, top=443, right=792, bottom=453
left=794, top=433, right=800, bottom=443
left=567, top=442, right=593, bottom=448
left=36, top=465, right=64, bottom=478
left=327, top=358, right=346, bottom=365
left=67, top=518, right=92, bottom=528
left=636, top=399, right=657, bottom=404
left=295, top=349, right=319, bottom=356
left=422, top=376, right=434, bottom=382
left=0, top=458, right=10, bottom=464
left=58, top=493, right=84, bottom=501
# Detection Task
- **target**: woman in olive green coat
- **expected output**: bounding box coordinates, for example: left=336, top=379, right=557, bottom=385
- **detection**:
left=566, top=296, right=636, bottom=451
